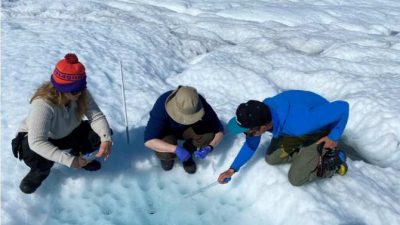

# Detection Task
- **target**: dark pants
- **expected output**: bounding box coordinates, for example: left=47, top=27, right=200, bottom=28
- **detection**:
left=19, top=121, right=101, bottom=180
left=265, top=131, right=328, bottom=186
left=155, top=127, right=215, bottom=161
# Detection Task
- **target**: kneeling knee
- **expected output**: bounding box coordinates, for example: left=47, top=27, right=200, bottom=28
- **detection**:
left=288, top=174, right=307, bottom=187
left=264, top=155, right=281, bottom=165
left=264, top=155, right=275, bottom=165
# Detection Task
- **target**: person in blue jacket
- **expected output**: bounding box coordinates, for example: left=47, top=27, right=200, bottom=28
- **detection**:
left=145, top=86, right=224, bottom=174
left=218, top=90, right=349, bottom=186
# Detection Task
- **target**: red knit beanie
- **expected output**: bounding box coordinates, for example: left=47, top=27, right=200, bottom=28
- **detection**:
left=51, top=53, right=87, bottom=92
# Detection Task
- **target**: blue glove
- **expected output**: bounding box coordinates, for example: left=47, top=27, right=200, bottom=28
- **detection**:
left=175, top=146, right=191, bottom=161
left=194, top=145, right=213, bottom=159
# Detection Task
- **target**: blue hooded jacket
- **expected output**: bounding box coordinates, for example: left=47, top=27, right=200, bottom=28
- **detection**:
left=230, top=90, right=349, bottom=171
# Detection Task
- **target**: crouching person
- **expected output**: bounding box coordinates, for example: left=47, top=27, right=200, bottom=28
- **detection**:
left=218, top=90, right=349, bottom=186
left=11, top=53, right=112, bottom=194
left=144, top=86, right=224, bottom=174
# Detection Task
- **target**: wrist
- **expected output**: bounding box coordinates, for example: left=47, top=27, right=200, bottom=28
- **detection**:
left=229, top=167, right=237, bottom=173
left=207, top=144, right=214, bottom=151
left=175, top=146, right=190, bottom=161
left=175, top=145, right=182, bottom=153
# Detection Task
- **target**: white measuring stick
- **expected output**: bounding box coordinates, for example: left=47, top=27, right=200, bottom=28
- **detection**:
left=119, top=61, right=130, bottom=144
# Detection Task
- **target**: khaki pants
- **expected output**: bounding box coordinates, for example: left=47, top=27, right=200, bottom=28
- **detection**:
left=155, top=127, right=215, bottom=161
left=265, top=131, right=328, bottom=186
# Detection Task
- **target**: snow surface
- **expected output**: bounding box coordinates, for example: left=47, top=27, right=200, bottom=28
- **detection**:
left=1, top=0, right=400, bottom=225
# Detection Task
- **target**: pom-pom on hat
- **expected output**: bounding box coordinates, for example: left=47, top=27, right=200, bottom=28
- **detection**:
left=51, top=53, right=87, bottom=93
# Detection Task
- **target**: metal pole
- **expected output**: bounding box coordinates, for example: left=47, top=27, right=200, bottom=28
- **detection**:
left=183, top=181, right=219, bottom=198
left=183, top=178, right=231, bottom=198
left=120, top=61, right=130, bottom=144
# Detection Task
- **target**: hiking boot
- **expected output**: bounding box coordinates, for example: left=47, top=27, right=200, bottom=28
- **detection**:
left=160, top=160, right=174, bottom=171
left=82, top=160, right=101, bottom=171
left=317, top=149, right=348, bottom=178
left=182, top=157, right=196, bottom=174
left=19, top=170, right=50, bottom=194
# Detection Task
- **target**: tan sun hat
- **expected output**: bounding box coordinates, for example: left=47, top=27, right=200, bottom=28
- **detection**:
left=165, top=86, right=205, bottom=125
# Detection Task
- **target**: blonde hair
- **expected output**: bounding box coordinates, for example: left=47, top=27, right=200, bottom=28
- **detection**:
left=30, top=81, right=88, bottom=119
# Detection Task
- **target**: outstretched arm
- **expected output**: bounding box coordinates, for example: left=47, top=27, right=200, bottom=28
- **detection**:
left=218, top=135, right=261, bottom=184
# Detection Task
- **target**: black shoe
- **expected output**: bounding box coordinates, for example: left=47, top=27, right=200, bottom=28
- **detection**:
left=183, top=157, right=196, bottom=174
left=19, top=170, right=49, bottom=194
left=82, top=160, right=101, bottom=171
left=160, top=160, right=174, bottom=171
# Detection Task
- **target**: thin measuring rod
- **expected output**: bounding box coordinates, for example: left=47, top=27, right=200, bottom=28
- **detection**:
left=120, top=61, right=130, bottom=143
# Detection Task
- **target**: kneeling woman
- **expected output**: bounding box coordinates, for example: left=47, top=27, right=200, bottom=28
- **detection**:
left=13, top=53, right=112, bottom=194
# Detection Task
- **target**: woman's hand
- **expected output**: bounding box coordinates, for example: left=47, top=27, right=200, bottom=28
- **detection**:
left=96, top=141, right=112, bottom=160
left=71, top=156, right=88, bottom=168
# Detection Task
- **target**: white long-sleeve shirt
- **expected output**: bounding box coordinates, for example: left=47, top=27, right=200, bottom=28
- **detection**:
left=18, top=91, right=112, bottom=167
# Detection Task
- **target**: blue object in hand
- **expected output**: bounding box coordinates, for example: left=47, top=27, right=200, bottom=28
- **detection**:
left=175, top=146, right=191, bottom=161
left=82, top=152, right=96, bottom=161
left=82, top=149, right=99, bottom=161
left=194, top=145, right=213, bottom=159
left=223, top=177, right=231, bottom=183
